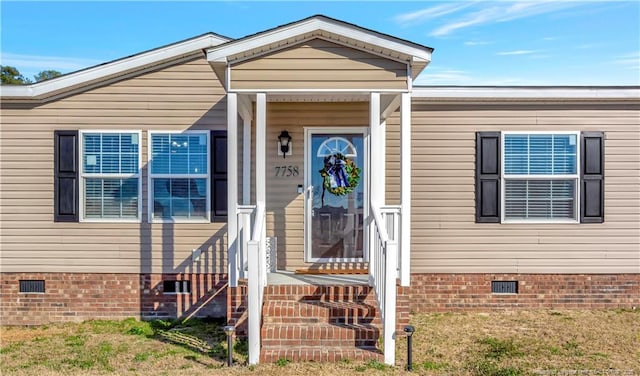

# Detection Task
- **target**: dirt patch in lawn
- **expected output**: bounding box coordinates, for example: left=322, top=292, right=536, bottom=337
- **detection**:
left=1, top=310, right=638, bottom=376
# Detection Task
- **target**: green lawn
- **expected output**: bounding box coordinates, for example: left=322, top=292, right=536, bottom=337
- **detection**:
left=1, top=310, right=638, bottom=375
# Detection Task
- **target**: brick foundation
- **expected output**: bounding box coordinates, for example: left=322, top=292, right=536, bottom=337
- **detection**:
left=2, top=272, right=636, bottom=326
left=409, top=273, right=640, bottom=312
left=0, top=273, right=228, bottom=325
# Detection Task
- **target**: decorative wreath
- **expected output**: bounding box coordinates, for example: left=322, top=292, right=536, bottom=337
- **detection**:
left=318, top=153, right=361, bottom=197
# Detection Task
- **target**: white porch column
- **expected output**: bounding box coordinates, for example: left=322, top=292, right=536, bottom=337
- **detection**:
left=242, top=117, right=252, bottom=205
left=368, top=92, right=381, bottom=285
left=227, top=92, right=239, bottom=287
left=379, top=119, right=386, bottom=205
left=400, top=92, right=411, bottom=287
left=256, top=93, right=267, bottom=286
left=369, top=92, right=383, bottom=206
left=256, top=93, right=266, bottom=208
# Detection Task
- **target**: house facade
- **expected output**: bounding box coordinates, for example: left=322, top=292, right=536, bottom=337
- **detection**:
left=1, top=16, right=638, bottom=364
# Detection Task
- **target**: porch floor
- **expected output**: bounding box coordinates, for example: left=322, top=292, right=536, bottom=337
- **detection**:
left=267, top=270, right=369, bottom=285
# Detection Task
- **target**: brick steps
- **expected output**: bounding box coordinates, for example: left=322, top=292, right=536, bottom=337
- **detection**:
left=263, top=284, right=376, bottom=302
left=261, top=323, right=379, bottom=347
left=262, top=300, right=379, bottom=325
left=261, top=346, right=383, bottom=363
left=260, top=283, right=383, bottom=363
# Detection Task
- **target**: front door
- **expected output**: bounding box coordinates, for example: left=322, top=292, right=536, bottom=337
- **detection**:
left=304, top=129, right=367, bottom=262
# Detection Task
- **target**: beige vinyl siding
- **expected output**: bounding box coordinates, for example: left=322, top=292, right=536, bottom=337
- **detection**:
left=0, top=56, right=229, bottom=274
left=230, top=39, right=408, bottom=91
left=259, top=102, right=369, bottom=270
left=402, top=103, right=640, bottom=274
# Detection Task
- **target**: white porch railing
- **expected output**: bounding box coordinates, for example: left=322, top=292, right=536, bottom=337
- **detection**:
left=246, top=202, right=266, bottom=365
left=236, top=205, right=256, bottom=281
left=370, top=204, right=399, bottom=365
left=380, top=205, right=402, bottom=279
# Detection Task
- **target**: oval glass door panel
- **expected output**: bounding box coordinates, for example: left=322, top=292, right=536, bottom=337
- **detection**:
left=309, top=133, right=364, bottom=260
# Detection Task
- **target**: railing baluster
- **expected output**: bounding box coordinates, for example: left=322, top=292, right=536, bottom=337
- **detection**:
left=243, top=203, right=265, bottom=365
left=370, top=204, right=399, bottom=366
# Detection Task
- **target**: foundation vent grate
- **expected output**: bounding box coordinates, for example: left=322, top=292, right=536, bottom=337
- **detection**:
left=491, top=281, right=518, bottom=294
left=19, top=280, right=45, bottom=293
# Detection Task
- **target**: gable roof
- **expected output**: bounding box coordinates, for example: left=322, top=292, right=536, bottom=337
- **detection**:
left=206, top=15, right=433, bottom=84
left=1, top=32, right=230, bottom=101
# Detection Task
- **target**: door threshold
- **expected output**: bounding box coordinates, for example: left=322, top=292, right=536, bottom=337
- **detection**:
left=294, top=268, right=369, bottom=275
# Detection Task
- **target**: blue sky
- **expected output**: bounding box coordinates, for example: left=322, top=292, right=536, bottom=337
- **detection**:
left=1, top=1, right=639, bottom=86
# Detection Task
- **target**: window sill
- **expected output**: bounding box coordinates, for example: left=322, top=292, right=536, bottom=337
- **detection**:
left=501, top=219, right=579, bottom=225
left=81, top=218, right=142, bottom=223
left=149, top=219, right=211, bottom=224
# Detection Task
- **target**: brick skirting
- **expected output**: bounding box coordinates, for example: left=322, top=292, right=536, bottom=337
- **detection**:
left=0, top=273, right=228, bottom=325
left=2, top=272, right=637, bottom=326
left=409, top=273, right=640, bottom=312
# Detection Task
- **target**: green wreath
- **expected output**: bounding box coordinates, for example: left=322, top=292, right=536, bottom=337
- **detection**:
left=318, top=153, right=361, bottom=197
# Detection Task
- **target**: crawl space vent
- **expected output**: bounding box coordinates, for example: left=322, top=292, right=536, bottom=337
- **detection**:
left=491, top=281, right=518, bottom=294
left=19, top=280, right=45, bottom=293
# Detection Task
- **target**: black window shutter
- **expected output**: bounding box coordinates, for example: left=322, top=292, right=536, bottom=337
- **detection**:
left=581, top=132, right=604, bottom=223
left=476, top=132, right=501, bottom=223
left=210, top=131, right=228, bottom=222
left=54, top=130, right=79, bottom=222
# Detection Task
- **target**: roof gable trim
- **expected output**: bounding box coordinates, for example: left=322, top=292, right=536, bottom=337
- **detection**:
left=2, top=33, right=230, bottom=99
left=207, top=17, right=432, bottom=65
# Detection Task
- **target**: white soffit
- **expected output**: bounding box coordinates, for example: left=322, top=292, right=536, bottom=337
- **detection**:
left=206, top=16, right=432, bottom=66
left=412, top=86, right=640, bottom=100
left=1, top=33, right=230, bottom=99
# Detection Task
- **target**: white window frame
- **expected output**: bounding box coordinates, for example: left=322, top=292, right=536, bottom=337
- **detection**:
left=79, top=130, right=143, bottom=223
left=147, top=130, right=211, bottom=223
left=501, top=131, right=580, bottom=224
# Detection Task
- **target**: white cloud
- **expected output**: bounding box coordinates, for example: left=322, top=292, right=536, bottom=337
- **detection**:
left=0, top=52, right=102, bottom=74
left=464, top=40, right=492, bottom=46
left=414, top=68, right=472, bottom=85
left=393, top=3, right=475, bottom=26
left=414, top=67, right=551, bottom=86
left=420, top=1, right=584, bottom=37
left=496, top=50, right=539, bottom=56
left=611, top=52, right=640, bottom=70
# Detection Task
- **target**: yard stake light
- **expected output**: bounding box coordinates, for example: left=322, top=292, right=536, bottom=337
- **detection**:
left=404, top=325, right=415, bottom=371
left=223, top=325, right=235, bottom=366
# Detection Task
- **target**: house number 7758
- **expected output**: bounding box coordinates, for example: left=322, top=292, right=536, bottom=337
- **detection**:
left=275, top=165, right=299, bottom=177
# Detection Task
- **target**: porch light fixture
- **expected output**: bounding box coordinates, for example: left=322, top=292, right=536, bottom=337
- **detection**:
left=277, top=130, right=292, bottom=158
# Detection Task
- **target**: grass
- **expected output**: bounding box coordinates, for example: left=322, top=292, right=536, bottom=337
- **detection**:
left=1, top=310, right=638, bottom=375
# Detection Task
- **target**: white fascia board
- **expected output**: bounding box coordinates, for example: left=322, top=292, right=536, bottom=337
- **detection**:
left=412, top=86, right=640, bottom=100
left=1, top=34, right=230, bottom=98
left=207, top=18, right=432, bottom=64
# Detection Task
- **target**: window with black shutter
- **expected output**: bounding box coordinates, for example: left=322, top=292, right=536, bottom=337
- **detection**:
left=581, top=132, right=605, bottom=223
left=210, top=130, right=228, bottom=222
left=54, top=130, right=79, bottom=222
left=475, top=131, right=604, bottom=224
left=475, top=132, right=501, bottom=223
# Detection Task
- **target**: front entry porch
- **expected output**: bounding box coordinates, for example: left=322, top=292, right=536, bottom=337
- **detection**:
left=224, top=93, right=412, bottom=365
left=200, top=15, right=431, bottom=366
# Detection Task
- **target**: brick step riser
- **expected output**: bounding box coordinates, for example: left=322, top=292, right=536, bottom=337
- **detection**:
left=263, top=317, right=381, bottom=325
left=263, top=297, right=377, bottom=304
left=262, top=302, right=376, bottom=318
left=261, top=325, right=379, bottom=339
left=260, top=348, right=383, bottom=363
left=263, top=339, right=377, bottom=347
left=263, top=286, right=375, bottom=302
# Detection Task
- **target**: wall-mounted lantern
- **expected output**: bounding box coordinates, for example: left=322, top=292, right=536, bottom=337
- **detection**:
left=277, top=130, right=292, bottom=158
